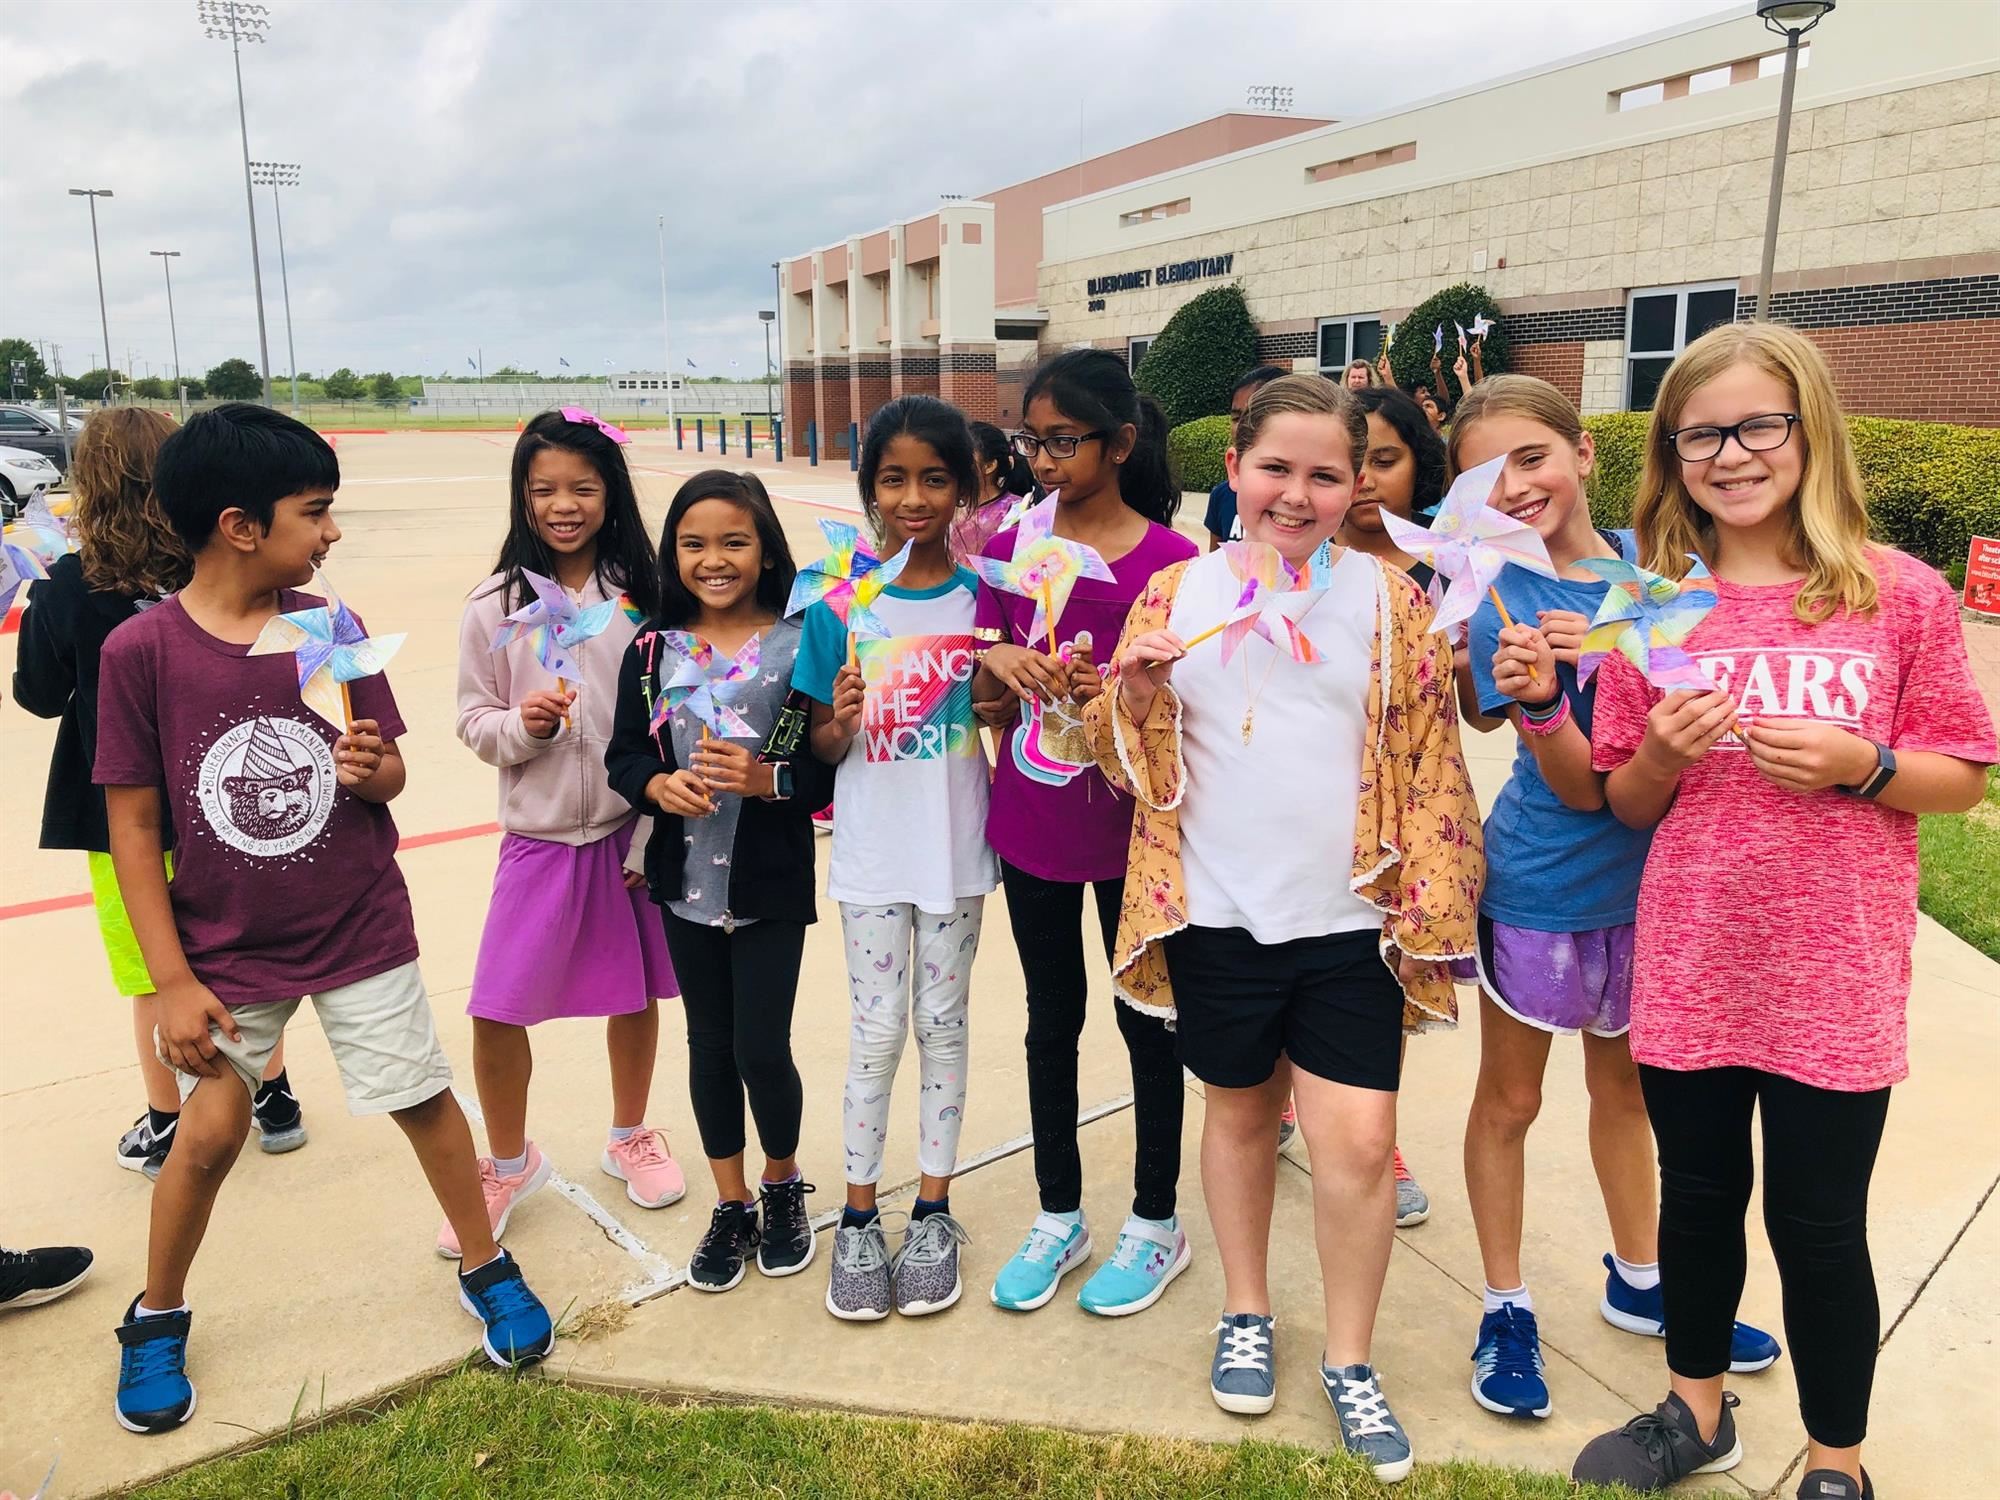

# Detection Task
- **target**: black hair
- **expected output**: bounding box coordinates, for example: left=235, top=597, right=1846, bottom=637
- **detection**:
left=151, top=401, right=339, bottom=551
left=969, top=420, right=1036, bottom=498
left=1233, top=364, right=1288, bottom=397
left=653, top=469, right=796, bottom=629
left=1354, top=387, right=1447, bottom=517
left=1020, top=348, right=1180, bottom=525
left=489, top=409, right=660, bottom=617
left=858, top=396, right=982, bottom=531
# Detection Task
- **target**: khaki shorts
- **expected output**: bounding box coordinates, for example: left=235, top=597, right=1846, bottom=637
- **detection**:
left=169, top=961, right=453, bottom=1116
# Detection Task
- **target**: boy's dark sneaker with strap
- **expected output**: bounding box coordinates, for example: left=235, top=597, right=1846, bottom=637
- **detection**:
left=114, top=1297, right=196, bottom=1434
left=117, top=1111, right=176, bottom=1181
left=251, top=1074, right=308, bottom=1155
left=757, top=1178, right=816, bottom=1277
left=0, top=1245, right=94, bottom=1311
left=457, top=1251, right=552, bottom=1368
left=688, top=1200, right=760, bottom=1292
left=1572, top=1390, right=1742, bottom=1490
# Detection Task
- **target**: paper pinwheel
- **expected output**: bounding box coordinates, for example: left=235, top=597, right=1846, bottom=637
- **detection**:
left=1183, top=540, right=1334, bottom=665
left=0, top=541, right=30, bottom=618
left=0, top=505, right=57, bottom=616
left=249, top=589, right=407, bottom=730
left=1574, top=554, right=1719, bottom=692
left=491, top=570, right=622, bottom=682
left=786, top=519, right=914, bottom=648
left=1433, top=324, right=1444, bottom=355
left=1456, top=320, right=1468, bottom=352
left=650, top=631, right=762, bottom=740
left=1380, top=454, right=1557, bottom=636
left=3, top=493, right=73, bottom=575
left=966, top=494, right=1114, bottom=654
left=1469, top=313, right=1495, bottom=340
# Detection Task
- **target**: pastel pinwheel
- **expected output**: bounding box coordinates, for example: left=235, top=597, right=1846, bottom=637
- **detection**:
left=1432, top=324, right=1444, bottom=355
left=0, top=542, right=30, bottom=618
left=249, top=590, right=407, bottom=731
left=3, top=494, right=74, bottom=575
left=1574, top=554, right=1720, bottom=692
left=786, top=519, right=914, bottom=649
left=965, top=493, right=1114, bottom=654
left=491, top=566, right=622, bottom=693
left=1183, top=539, right=1334, bottom=664
left=1469, top=313, right=1495, bottom=340
left=650, top=631, right=762, bottom=740
left=1380, top=454, right=1557, bottom=638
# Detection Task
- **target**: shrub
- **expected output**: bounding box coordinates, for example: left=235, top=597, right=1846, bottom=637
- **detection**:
left=1385, top=283, right=1508, bottom=395
left=1167, top=414, right=1234, bottom=494
left=1134, top=284, right=1259, bottom=429
left=1582, top=413, right=1650, bottom=530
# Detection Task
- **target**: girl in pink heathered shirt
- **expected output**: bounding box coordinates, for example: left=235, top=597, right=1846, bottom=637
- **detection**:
left=1571, top=324, right=1996, bottom=1499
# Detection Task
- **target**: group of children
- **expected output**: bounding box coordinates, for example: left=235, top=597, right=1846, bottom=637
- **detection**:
left=5, top=324, right=1991, bottom=1500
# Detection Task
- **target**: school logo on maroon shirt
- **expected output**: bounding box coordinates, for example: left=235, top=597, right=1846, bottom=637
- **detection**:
left=196, top=714, right=337, bottom=858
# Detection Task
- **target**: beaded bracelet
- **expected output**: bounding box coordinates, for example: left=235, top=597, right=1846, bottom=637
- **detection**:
left=1517, top=693, right=1571, bottom=737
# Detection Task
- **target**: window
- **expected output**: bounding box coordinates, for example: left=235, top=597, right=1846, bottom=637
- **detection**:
left=1128, top=336, right=1153, bottom=371
left=1625, top=282, right=1738, bottom=410
left=1317, top=315, right=1383, bottom=377
left=1614, top=43, right=1808, bottom=112
left=1305, top=143, right=1416, bottom=185
left=1119, top=198, right=1190, bottom=228
left=0, top=409, right=39, bottom=431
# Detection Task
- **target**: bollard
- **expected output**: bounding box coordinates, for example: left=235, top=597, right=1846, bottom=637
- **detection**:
left=848, top=422, right=858, bottom=472
left=696, top=419, right=704, bottom=453
left=807, top=421, right=818, bottom=466
left=744, top=419, right=753, bottom=456
left=773, top=418, right=783, bottom=461
left=675, top=419, right=683, bottom=450
left=720, top=419, right=728, bottom=456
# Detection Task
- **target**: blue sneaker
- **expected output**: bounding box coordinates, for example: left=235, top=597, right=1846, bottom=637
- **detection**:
left=1210, top=1312, right=1276, bottom=1414
left=1470, top=1302, right=1551, bottom=1418
left=1599, top=1253, right=1782, bottom=1372
left=990, top=1212, right=1092, bottom=1311
left=1322, top=1361, right=1414, bottom=1483
left=1077, top=1215, right=1189, bottom=1317
left=458, top=1252, right=553, bottom=1368
left=114, top=1297, right=196, bottom=1434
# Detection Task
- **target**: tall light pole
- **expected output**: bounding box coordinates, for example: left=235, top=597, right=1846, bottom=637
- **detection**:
left=770, top=259, right=783, bottom=437
left=758, top=309, right=776, bottom=425
left=249, top=160, right=302, bottom=412
left=656, top=213, right=676, bottom=423
left=198, top=0, right=275, bottom=404
left=1755, top=0, right=1835, bottom=314
left=150, top=251, right=187, bottom=419
left=68, top=188, right=115, bottom=398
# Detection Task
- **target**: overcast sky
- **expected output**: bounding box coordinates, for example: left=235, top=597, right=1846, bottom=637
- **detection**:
left=6, top=0, right=1725, bottom=385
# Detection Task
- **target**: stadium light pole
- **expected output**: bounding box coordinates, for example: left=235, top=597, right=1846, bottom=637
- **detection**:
left=758, top=309, right=776, bottom=424
left=249, top=161, right=303, bottom=413
left=1755, top=0, right=1835, bottom=313
left=68, top=189, right=115, bottom=399
left=198, top=0, right=275, bottom=404
left=150, top=251, right=187, bottom=419
left=657, top=213, right=676, bottom=423
left=771, top=259, right=783, bottom=435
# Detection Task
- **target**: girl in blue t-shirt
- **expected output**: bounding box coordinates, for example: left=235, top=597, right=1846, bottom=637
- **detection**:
left=1451, top=376, right=1778, bottom=1422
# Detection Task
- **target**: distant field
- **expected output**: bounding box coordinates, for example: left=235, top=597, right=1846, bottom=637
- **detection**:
left=104, top=401, right=780, bottom=435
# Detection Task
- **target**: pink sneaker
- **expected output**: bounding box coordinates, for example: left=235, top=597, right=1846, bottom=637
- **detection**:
left=435, top=1144, right=552, bottom=1260
left=601, top=1128, right=686, bottom=1209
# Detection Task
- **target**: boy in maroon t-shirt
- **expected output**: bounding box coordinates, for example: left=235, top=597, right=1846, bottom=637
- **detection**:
left=94, top=404, right=553, bottom=1436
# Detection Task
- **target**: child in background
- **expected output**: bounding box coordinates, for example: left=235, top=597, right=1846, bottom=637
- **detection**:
left=1086, top=374, right=1480, bottom=1482
left=1453, top=375, right=1780, bottom=1425
left=1572, top=325, right=1995, bottom=1498
left=971, top=348, right=1198, bottom=1318
left=1202, top=365, right=1287, bottom=550
left=950, top=420, right=1037, bottom=561
left=797, top=397, right=998, bottom=1320
left=446, top=410, right=682, bottom=1261
left=605, top=470, right=834, bottom=1294
left=15, top=410, right=310, bottom=1180
left=97, top=405, right=550, bottom=1436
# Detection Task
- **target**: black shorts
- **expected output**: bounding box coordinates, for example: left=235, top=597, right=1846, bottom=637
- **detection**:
left=1163, top=925, right=1404, bottom=1092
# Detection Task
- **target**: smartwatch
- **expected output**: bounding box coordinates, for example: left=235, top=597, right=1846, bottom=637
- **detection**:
left=1837, top=740, right=1896, bottom=800
left=767, top=761, right=793, bottom=802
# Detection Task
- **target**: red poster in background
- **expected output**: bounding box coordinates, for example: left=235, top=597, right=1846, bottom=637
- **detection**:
left=1966, top=536, right=2000, bottom=617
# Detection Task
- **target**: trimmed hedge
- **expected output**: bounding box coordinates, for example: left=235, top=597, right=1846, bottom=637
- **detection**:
left=1386, top=282, right=1509, bottom=393
left=1168, top=414, right=1234, bottom=493
left=1134, top=284, right=1259, bottom=429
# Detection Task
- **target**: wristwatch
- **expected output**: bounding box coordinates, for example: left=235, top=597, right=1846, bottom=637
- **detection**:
left=1838, top=740, right=1896, bottom=800
left=767, top=761, right=793, bottom=801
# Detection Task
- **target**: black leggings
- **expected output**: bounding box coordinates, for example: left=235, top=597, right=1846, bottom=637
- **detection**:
left=663, top=912, right=808, bottom=1163
left=1001, top=861, right=1183, bottom=1221
left=1640, top=1063, right=1891, bottom=1449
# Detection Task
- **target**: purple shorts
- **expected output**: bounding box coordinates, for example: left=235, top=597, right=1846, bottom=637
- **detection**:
left=1449, top=916, right=1633, bottom=1037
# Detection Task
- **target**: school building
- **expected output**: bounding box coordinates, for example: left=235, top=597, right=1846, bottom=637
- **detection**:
left=776, top=0, right=2000, bottom=455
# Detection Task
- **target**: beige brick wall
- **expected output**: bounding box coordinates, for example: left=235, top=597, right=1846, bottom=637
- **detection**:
left=1580, top=340, right=1627, bottom=416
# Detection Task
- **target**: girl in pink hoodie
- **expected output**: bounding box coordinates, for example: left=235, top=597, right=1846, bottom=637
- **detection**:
left=440, top=410, right=683, bottom=1259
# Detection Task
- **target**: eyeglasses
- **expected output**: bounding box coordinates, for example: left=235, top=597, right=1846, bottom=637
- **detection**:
left=1010, top=429, right=1107, bottom=461
left=1665, top=413, right=1799, bottom=463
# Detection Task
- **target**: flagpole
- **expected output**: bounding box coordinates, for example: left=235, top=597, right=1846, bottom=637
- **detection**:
left=657, top=213, right=676, bottom=425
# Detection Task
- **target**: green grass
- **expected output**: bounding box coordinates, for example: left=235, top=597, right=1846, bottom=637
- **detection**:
left=129, top=1371, right=1638, bottom=1500
left=1919, top=764, right=2000, bottom=960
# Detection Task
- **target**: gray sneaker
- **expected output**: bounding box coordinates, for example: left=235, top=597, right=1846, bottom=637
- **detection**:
left=1210, top=1312, right=1276, bottom=1414
left=1393, top=1150, right=1429, bottom=1227
left=892, top=1211, right=969, bottom=1316
left=824, top=1218, right=892, bottom=1322
left=1572, top=1391, right=1742, bottom=1490
left=1322, top=1362, right=1413, bottom=1483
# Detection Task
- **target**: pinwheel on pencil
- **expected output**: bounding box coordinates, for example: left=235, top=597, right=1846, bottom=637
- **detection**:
left=1574, top=554, right=1720, bottom=692
left=248, top=576, right=406, bottom=731
left=490, top=569, right=627, bottom=729
left=1379, top=454, right=1558, bottom=640
left=786, top=518, right=914, bottom=664
left=964, top=493, right=1113, bottom=655
left=650, top=631, right=762, bottom=740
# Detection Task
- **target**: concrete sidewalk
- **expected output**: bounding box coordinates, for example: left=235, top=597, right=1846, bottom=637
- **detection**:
left=3, top=431, right=1994, bottom=1498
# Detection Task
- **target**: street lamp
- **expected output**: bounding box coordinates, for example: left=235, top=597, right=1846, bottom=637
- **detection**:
left=249, top=161, right=302, bottom=413
left=198, top=0, right=275, bottom=404
left=150, top=251, right=187, bottom=420
left=68, top=188, right=115, bottom=399
left=770, top=260, right=783, bottom=439
left=1755, top=0, right=1835, bottom=314
left=656, top=213, right=676, bottom=423
left=758, top=309, right=776, bottom=424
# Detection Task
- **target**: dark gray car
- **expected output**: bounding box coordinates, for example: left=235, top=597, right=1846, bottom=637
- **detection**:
left=0, top=405, right=72, bottom=475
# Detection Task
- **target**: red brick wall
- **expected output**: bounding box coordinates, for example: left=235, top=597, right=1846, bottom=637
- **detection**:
left=1509, top=341, right=1585, bottom=409
left=939, top=345, right=998, bottom=424
left=891, top=353, right=939, bottom=401
left=815, top=360, right=852, bottom=463
left=784, top=365, right=814, bottom=456
left=849, top=358, right=891, bottom=443
left=1807, top=318, right=2000, bottom=426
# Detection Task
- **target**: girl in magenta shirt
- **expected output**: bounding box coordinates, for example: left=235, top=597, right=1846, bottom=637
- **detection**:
left=1572, top=324, right=1996, bottom=1499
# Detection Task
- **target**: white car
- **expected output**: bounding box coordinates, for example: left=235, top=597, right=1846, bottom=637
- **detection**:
left=0, top=443, right=60, bottom=520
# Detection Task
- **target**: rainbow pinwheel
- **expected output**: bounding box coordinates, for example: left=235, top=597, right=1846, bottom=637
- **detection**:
left=0, top=542, right=29, bottom=618
left=490, top=569, right=622, bottom=680
left=1380, top=454, right=1557, bottom=635
left=786, top=519, right=913, bottom=643
left=1197, top=539, right=1335, bottom=665
left=1574, top=554, right=1719, bottom=691
left=249, top=589, right=407, bottom=730
left=966, top=494, right=1114, bottom=653
left=4, top=493, right=73, bottom=575
left=650, top=631, right=762, bottom=739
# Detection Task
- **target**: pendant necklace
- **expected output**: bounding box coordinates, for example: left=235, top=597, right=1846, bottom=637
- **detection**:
left=1241, top=646, right=1282, bottom=746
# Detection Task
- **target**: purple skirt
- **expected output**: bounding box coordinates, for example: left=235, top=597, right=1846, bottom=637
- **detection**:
left=468, top=821, right=677, bottom=1025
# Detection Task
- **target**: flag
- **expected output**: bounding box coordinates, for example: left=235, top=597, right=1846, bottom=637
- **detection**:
left=685, top=357, right=697, bottom=370
left=559, top=356, right=571, bottom=368
left=466, top=356, right=477, bottom=371
left=729, top=359, right=739, bottom=368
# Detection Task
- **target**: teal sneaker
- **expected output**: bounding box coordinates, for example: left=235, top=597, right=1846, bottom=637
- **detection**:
left=990, top=1212, right=1092, bottom=1311
left=1077, top=1215, right=1189, bottom=1317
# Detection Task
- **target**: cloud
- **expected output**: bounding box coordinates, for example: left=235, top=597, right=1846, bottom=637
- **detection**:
left=3, top=0, right=1723, bottom=381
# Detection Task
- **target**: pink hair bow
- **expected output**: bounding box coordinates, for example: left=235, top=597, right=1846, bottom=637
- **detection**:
left=559, top=407, right=630, bottom=444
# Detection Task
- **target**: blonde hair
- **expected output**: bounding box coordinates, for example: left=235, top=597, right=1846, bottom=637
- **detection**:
left=1636, top=321, right=1874, bottom=622
left=70, top=407, right=190, bottom=598
left=1445, top=374, right=1585, bottom=477
left=1232, top=373, right=1367, bottom=474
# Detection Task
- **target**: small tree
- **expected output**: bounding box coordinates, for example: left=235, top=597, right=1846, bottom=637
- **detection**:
left=0, top=338, right=50, bottom=401
left=322, top=367, right=365, bottom=400
left=1134, top=283, right=1260, bottom=429
left=369, top=371, right=402, bottom=401
left=133, top=376, right=170, bottom=400
left=204, top=358, right=263, bottom=401
left=1384, top=282, right=1509, bottom=398
left=62, top=368, right=126, bottom=401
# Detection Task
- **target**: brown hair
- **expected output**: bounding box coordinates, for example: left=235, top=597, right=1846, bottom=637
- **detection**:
left=1445, top=374, right=1585, bottom=478
left=1231, top=373, right=1368, bottom=475
left=71, top=407, right=190, bottom=597
left=1636, top=321, right=1874, bottom=622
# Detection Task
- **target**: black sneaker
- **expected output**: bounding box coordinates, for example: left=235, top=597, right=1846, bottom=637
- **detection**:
left=117, top=1112, right=176, bottom=1179
left=1798, top=1467, right=1874, bottom=1500
left=251, top=1079, right=308, bottom=1155
left=0, top=1246, right=94, bottom=1310
left=757, top=1179, right=816, bottom=1277
left=687, top=1201, right=760, bottom=1293
left=1572, top=1391, right=1742, bottom=1491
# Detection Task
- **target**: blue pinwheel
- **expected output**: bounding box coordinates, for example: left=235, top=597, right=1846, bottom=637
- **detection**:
left=250, top=594, right=406, bottom=730
left=1574, top=554, right=1720, bottom=692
